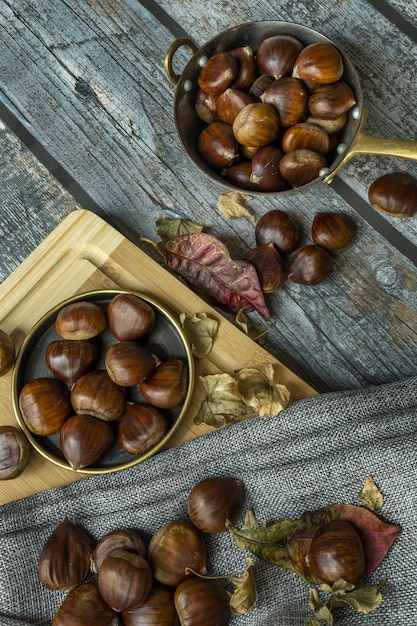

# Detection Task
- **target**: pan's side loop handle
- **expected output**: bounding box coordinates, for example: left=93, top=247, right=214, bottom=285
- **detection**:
left=164, top=38, right=199, bottom=86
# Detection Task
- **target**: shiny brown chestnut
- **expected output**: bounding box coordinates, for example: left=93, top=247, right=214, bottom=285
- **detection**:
left=279, top=149, right=327, bottom=187
left=92, top=528, right=147, bottom=573
left=288, top=244, right=334, bottom=285
left=261, top=76, right=309, bottom=128
left=187, top=476, right=245, bottom=533
left=195, top=89, right=220, bottom=124
left=216, top=88, right=256, bottom=125
left=45, top=338, right=100, bottom=387
left=98, top=549, right=153, bottom=613
left=122, top=582, right=177, bottom=626
left=368, top=171, right=417, bottom=217
left=232, top=102, right=280, bottom=147
left=71, top=370, right=127, bottom=421
left=249, top=73, right=273, bottom=98
left=197, top=122, right=240, bottom=170
left=52, top=582, right=119, bottom=626
left=221, top=160, right=258, bottom=190
left=256, top=34, right=304, bottom=79
left=59, top=414, right=114, bottom=469
left=148, top=519, right=207, bottom=587
left=255, top=209, right=301, bottom=255
left=19, top=377, right=72, bottom=436
left=0, top=425, right=30, bottom=480
left=174, top=577, right=231, bottom=626
left=55, top=301, right=107, bottom=340
left=228, top=45, right=257, bottom=90
left=282, top=122, right=330, bottom=155
left=198, top=51, right=238, bottom=95
left=246, top=244, right=286, bottom=293
left=250, top=145, right=289, bottom=192
left=0, top=329, right=15, bottom=377
left=312, top=212, right=356, bottom=252
left=105, top=341, right=160, bottom=387
left=117, top=403, right=169, bottom=455
left=308, top=80, right=356, bottom=120
left=307, top=520, right=365, bottom=584
left=39, top=515, right=96, bottom=591
left=139, top=356, right=188, bottom=409
left=293, top=42, right=344, bottom=84
left=108, top=293, right=156, bottom=341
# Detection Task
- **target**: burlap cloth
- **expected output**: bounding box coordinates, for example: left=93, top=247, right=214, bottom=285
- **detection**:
left=1, top=375, right=416, bottom=625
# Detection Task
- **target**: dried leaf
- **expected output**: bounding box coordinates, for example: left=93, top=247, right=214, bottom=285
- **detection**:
left=229, top=558, right=256, bottom=614
left=308, top=588, right=334, bottom=625
left=235, top=364, right=290, bottom=416
left=157, top=232, right=270, bottom=319
left=179, top=312, right=219, bottom=358
left=358, top=475, right=384, bottom=512
left=217, top=191, right=254, bottom=221
left=306, top=618, right=322, bottom=626
left=194, top=373, right=255, bottom=427
left=156, top=217, right=203, bottom=240
left=235, top=309, right=268, bottom=345
left=330, top=581, right=384, bottom=614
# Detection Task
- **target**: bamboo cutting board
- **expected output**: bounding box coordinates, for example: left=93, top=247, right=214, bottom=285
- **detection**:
left=0, top=210, right=317, bottom=505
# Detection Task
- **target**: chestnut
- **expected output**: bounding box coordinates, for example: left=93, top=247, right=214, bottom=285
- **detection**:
left=198, top=51, right=238, bottom=95
left=308, top=520, right=365, bottom=584
left=117, top=403, right=169, bottom=455
left=308, top=80, right=356, bottom=120
left=250, top=145, right=289, bottom=192
left=255, top=209, right=301, bottom=255
left=71, top=370, right=127, bottom=421
left=52, top=582, right=119, bottom=626
left=105, top=341, right=160, bottom=386
left=108, top=294, right=156, bottom=341
left=312, top=212, right=356, bottom=253
left=232, top=102, right=280, bottom=147
left=256, top=34, right=304, bottom=79
left=288, top=244, right=334, bottom=285
left=138, top=356, right=188, bottom=409
left=197, top=122, right=239, bottom=170
left=282, top=122, right=330, bottom=155
left=19, top=377, right=72, bottom=436
left=148, top=519, right=207, bottom=586
left=279, top=149, right=327, bottom=188
left=122, top=582, right=177, bottom=626
left=246, top=244, right=285, bottom=293
left=216, top=88, right=256, bottom=125
left=55, top=301, right=107, bottom=340
left=221, top=160, right=258, bottom=191
left=174, top=577, right=231, bottom=626
left=92, top=528, right=147, bottom=573
left=368, top=171, right=417, bottom=217
left=249, top=73, right=273, bottom=98
left=187, top=476, right=245, bottom=533
left=45, top=338, right=100, bottom=387
left=195, top=88, right=220, bottom=124
left=59, top=414, right=114, bottom=469
left=292, top=42, right=344, bottom=84
left=261, top=76, right=309, bottom=128
left=0, top=329, right=15, bottom=377
left=228, top=45, right=257, bottom=90
left=0, top=425, right=30, bottom=480
left=98, top=549, right=153, bottom=612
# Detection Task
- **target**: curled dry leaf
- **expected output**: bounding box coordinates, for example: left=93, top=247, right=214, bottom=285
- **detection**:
left=229, top=558, right=256, bottom=615
left=308, top=587, right=334, bottom=625
left=235, top=309, right=268, bottom=345
left=235, top=364, right=290, bottom=416
left=156, top=217, right=204, bottom=240
left=217, top=191, right=254, bottom=221
left=157, top=232, right=270, bottom=319
left=179, top=312, right=219, bottom=358
left=358, top=475, right=384, bottom=512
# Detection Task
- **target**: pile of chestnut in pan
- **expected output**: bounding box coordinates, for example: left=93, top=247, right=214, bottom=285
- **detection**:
left=18, top=294, right=188, bottom=469
left=196, top=35, right=356, bottom=191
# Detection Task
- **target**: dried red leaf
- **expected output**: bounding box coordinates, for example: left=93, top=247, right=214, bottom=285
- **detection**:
left=157, top=233, right=270, bottom=319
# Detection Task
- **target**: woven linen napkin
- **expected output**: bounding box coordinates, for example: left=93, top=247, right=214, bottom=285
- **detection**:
left=1, top=375, right=416, bottom=626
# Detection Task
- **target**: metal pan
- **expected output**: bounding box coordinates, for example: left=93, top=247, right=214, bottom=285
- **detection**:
left=164, top=21, right=417, bottom=195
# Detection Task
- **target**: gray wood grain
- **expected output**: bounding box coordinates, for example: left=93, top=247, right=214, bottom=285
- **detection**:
left=1, top=0, right=417, bottom=393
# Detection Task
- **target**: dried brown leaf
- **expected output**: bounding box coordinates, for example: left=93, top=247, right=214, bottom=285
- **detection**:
left=235, top=364, right=290, bottom=416
left=217, top=191, right=254, bottom=221
left=179, top=312, right=219, bottom=358
left=358, top=475, right=384, bottom=512
left=156, top=217, right=203, bottom=240
left=235, top=309, right=268, bottom=345
left=229, top=558, right=256, bottom=614
left=194, top=373, right=255, bottom=427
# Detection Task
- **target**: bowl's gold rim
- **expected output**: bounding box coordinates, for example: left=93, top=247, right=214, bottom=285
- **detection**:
left=12, top=289, right=195, bottom=475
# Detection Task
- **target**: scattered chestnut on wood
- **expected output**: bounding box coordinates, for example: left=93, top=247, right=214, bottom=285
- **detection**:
left=148, top=519, right=207, bottom=587
left=71, top=370, right=127, bottom=422
left=52, top=582, right=119, bottom=626
left=45, top=338, right=100, bottom=387
left=0, top=425, right=30, bottom=480
left=139, top=356, right=188, bottom=409
left=288, top=244, right=334, bottom=285
left=117, top=403, right=169, bottom=455
left=368, top=171, right=417, bottom=217
left=307, top=520, right=365, bottom=584
left=312, top=212, right=356, bottom=253
left=92, top=528, right=147, bottom=573
left=121, top=582, right=177, bottom=626
left=105, top=341, right=160, bottom=387
left=0, top=329, right=15, bottom=377
left=174, top=577, right=231, bottom=626
left=55, top=301, right=107, bottom=340
left=38, top=515, right=96, bottom=591
left=246, top=244, right=286, bottom=293
left=97, top=549, right=153, bottom=612
left=187, top=476, right=245, bottom=533
left=255, top=209, right=301, bottom=255
left=19, top=377, right=73, bottom=436
left=59, top=414, right=114, bottom=470
left=108, top=293, right=156, bottom=341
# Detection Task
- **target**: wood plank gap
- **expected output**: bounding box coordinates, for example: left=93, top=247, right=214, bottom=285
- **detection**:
left=365, top=0, right=417, bottom=42
left=136, top=0, right=190, bottom=38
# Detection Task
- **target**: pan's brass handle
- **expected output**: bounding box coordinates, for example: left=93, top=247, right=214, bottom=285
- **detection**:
left=324, top=111, right=417, bottom=182
left=164, top=38, right=199, bottom=86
